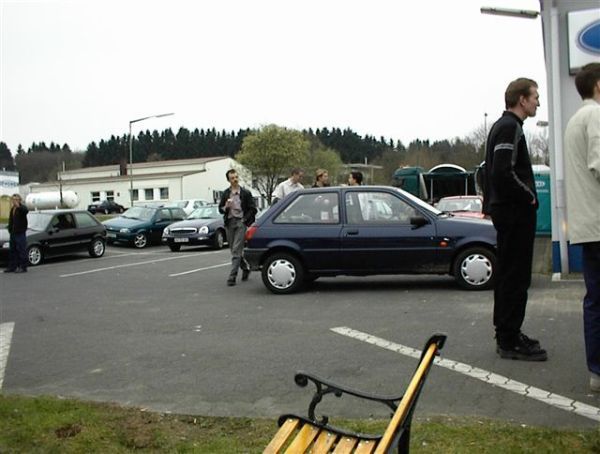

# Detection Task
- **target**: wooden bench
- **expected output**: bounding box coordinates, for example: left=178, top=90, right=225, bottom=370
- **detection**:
left=264, top=334, right=446, bottom=454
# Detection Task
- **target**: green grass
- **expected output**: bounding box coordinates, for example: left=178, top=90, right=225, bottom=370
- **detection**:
left=1, top=394, right=599, bottom=453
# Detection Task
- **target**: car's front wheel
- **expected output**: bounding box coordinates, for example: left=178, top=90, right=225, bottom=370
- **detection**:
left=453, top=247, right=495, bottom=290
left=133, top=233, right=148, bottom=248
left=262, top=252, right=305, bottom=294
left=212, top=230, right=225, bottom=249
left=27, top=245, right=43, bottom=266
left=88, top=238, right=105, bottom=258
left=168, top=243, right=181, bottom=252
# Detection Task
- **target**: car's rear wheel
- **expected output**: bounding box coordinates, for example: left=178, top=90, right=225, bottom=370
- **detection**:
left=133, top=233, right=148, bottom=248
left=118, top=207, right=124, bottom=213
left=262, top=252, right=305, bottom=294
left=27, top=245, right=43, bottom=266
left=453, top=247, right=495, bottom=290
left=169, top=243, right=181, bottom=252
left=104, top=208, right=109, bottom=214
left=88, top=238, right=105, bottom=258
left=212, top=230, right=225, bottom=249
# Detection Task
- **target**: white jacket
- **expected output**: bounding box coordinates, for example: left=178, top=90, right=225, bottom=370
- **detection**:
left=565, top=99, right=600, bottom=244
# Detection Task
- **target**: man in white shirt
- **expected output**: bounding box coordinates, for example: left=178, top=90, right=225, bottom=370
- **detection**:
left=272, top=168, right=304, bottom=203
left=564, top=62, right=600, bottom=392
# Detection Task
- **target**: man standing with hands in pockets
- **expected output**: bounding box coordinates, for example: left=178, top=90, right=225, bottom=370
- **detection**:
left=219, top=169, right=257, bottom=287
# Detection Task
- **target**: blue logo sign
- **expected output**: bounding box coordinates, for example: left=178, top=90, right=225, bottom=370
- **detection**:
left=578, top=20, right=600, bottom=55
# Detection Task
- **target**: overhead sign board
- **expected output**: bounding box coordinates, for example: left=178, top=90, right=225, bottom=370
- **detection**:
left=567, top=8, right=600, bottom=74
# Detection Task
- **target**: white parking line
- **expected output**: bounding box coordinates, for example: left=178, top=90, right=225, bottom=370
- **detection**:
left=331, top=326, right=600, bottom=423
left=169, top=262, right=230, bottom=276
left=60, top=254, right=198, bottom=277
left=0, top=322, right=15, bottom=390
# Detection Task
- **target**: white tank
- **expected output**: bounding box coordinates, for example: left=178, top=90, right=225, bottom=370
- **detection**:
left=25, top=191, right=80, bottom=210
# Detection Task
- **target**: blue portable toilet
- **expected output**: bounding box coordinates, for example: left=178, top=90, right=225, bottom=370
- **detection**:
left=533, top=165, right=551, bottom=236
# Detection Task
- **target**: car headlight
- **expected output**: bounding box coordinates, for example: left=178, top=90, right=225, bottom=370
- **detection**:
left=199, top=226, right=209, bottom=234
left=163, top=227, right=170, bottom=235
left=119, top=228, right=131, bottom=233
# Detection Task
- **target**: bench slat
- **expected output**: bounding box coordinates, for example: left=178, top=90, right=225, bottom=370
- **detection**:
left=332, top=436, right=358, bottom=453
left=311, top=430, right=339, bottom=453
left=353, top=439, right=377, bottom=454
left=285, top=423, right=320, bottom=453
left=264, top=418, right=300, bottom=454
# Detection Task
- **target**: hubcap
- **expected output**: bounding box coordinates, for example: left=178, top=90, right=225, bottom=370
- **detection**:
left=93, top=240, right=104, bottom=256
left=216, top=232, right=224, bottom=248
left=28, top=247, right=41, bottom=265
left=460, top=254, right=492, bottom=286
left=267, top=259, right=296, bottom=290
left=134, top=234, right=147, bottom=248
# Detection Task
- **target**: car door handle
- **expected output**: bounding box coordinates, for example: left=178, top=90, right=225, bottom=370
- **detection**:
left=345, top=229, right=359, bottom=235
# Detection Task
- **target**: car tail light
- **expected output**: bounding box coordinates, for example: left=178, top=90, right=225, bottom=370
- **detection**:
left=245, top=225, right=258, bottom=241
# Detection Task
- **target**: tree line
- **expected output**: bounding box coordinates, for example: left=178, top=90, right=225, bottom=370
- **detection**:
left=2, top=122, right=549, bottom=185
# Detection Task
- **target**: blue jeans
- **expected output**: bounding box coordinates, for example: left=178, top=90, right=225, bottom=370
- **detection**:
left=583, top=242, right=600, bottom=375
left=8, top=232, right=28, bottom=270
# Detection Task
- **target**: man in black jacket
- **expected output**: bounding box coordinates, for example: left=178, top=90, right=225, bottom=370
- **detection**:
left=219, top=169, right=257, bottom=286
left=5, top=193, right=29, bottom=273
left=483, top=78, right=546, bottom=361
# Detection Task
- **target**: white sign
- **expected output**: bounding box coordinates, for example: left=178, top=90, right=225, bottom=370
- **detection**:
left=567, top=8, right=600, bottom=74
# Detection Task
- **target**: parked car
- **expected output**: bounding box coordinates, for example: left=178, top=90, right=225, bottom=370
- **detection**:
left=0, top=209, right=106, bottom=266
left=88, top=200, right=125, bottom=215
left=103, top=206, right=186, bottom=248
left=244, top=186, right=497, bottom=294
left=435, top=195, right=486, bottom=219
left=166, top=199, right=210, bottom=216
left=162, top=204, right=227, bottom=251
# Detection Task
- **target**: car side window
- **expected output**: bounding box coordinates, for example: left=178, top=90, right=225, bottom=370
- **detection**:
left=157, top=209, right=171, bottom=222
left=274, top=193, right=339, bottom=224
left=74, top=212, right=99, bottom=228
left=52, top=213, right=76, bottom=230
left=346, top=192, right=417, bottom=224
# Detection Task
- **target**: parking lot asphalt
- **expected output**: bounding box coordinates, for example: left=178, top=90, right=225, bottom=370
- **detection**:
left=0, top=244, right=597, bottom=429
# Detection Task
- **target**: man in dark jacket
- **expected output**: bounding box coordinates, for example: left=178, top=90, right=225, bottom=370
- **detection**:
left=5, top=193, right=29, bottom=273
left=219, top=169, right=257, bottom=286
left=483, top=78, right=546, bottom=361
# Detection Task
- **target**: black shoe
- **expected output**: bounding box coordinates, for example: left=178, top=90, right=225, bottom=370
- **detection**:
left=227, top=277, right=236, bottom=286
left=15, top=268, right=27, bottom=273
left=241, top=269, right=250, bottom=281
left=3, top=268, right=16, bottom=273
left=519, top=332, right=540, bottom=348
left=497, top=339, right=547, bottom=361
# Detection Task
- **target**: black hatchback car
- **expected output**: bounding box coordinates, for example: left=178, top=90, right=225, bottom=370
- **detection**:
left=244, top=186, right=498, bottom=294
left=88, top=200, right=125, bottom=215
left=0, top=209, right=107, bottom=266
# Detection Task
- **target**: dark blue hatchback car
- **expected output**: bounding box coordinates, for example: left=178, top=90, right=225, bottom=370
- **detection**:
left=244, top=186, right=497, bottom=294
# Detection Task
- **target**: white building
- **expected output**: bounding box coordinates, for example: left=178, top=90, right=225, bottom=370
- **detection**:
left=28, top=156, right=263, bottom=210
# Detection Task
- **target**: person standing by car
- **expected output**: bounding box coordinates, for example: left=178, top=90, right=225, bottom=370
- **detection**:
left=483, top=77, right=546, bottom=361
left=272, top=168, right=304, bottom=203
left=564, top=63, right=600, bottom=391
left=4, top=194, right=29, bottom=273
left=219, top=169, right=257, bottom=286
left=312, top=169, right=330, bottom=188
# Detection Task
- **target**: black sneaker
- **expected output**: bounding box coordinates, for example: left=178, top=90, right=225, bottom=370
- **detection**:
left=519, top=332, right=540, bottom=348
left=15, top=267, right=27, bottom=273
left=3, top=268, right=16, bottom=273
left=241, top=269, right=250, bottom=281
left=226, top=277, right=236, bottom=286
left=497, top=339, right=547, bottom=361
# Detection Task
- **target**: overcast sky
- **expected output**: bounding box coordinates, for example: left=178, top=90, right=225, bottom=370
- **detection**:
left=1, top=0, right=548, bottom=154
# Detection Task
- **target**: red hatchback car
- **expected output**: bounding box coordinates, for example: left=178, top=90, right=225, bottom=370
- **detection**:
left=435, top=195, right=487, bottom=220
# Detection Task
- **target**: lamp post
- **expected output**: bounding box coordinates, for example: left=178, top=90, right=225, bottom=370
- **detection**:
left=128, top=112, right=174, bottom=207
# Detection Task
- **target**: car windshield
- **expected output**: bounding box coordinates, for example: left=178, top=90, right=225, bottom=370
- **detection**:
left=172, top=201, right=187, bottom=208
left=121, top=206, right=154, bottom=221
left=391, top=187, right=441, bottom=215
left=188, top=206, right=219, bottom=220
left=27, top=212, right=53, bottom=231
left=437, top=198, right=482, bottom=212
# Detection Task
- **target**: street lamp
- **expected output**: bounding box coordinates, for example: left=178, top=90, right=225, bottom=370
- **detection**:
left=128, top=112, right=174, bottom=207
left=480, top=7, right=539, bottom=19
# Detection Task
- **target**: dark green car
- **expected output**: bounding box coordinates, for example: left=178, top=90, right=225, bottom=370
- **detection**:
left=102, top=206, right=186, bottom=248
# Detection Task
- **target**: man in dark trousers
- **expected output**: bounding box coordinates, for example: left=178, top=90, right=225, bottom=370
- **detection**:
left=483, top=78, right=547, bottom=361
left=5, top=193, right=29, bottom=273
left=219, top=169, right=257, bottom=286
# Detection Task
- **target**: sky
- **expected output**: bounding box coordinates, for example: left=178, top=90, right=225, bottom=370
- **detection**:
left=0, top=0, right=548, bottom=155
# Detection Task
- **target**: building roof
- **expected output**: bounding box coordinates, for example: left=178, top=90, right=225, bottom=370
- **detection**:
left=33, top=169, right=207, bottom=188
left=62, top=156, right=230, bottom=175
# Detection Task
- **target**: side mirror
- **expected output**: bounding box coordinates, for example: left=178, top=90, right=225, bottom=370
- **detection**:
left=410, top=215, right=430, bottom=228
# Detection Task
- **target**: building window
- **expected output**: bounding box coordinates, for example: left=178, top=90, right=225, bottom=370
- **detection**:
left=145, top=188, right=154, bottom=200
left=91, top=191, right=100, bottom=202
left=131, top=189, right=139, bottom=201
left=159, top=187, right=169, bottom=199
left=106, top=190, right=114, bottom=201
